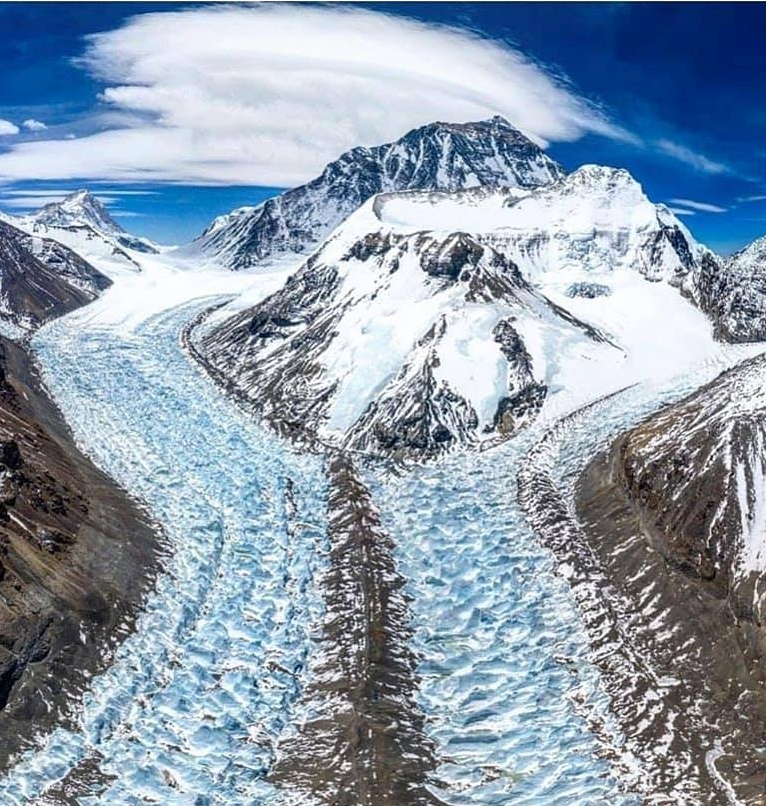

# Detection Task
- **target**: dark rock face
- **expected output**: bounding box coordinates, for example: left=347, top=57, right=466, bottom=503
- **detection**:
left=520, top=377, right=766, bottom=804
left=0, top=220, right=112, bottom=330
left=490, top=319, right=547, bottom=435
left=529, top=356, right=766, bottom=804
left=645, top=221, right=696, bottom=281
left=565, top=282, right=612, bottom=299
left=418, top=232, right=484, bottom=280
left=689, top=239, right=766, bottom=342
left=493, top=385, right=547, bottom=434
left=345, top=317, right=480, bottom=460
left=191, top=228, right=584, bottom=460
left=195, top=116, right=565, bottom=269
left=614, top=355, right=766, bottom=617
left=0, top=336, right=159, bottom=767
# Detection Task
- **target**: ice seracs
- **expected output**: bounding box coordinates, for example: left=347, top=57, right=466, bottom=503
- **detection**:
left=192, top=116, right=565, bottom=270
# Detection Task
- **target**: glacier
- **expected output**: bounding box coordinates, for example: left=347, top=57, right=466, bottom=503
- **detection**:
left=0, top=257, right=652, bottom=805
left=0, top=251, right=755, bottom=803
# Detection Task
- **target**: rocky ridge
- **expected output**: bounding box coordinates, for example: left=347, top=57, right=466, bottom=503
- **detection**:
left=0, top=219, right=111, bottom=332
left=6, top=190, right=159, bottom=273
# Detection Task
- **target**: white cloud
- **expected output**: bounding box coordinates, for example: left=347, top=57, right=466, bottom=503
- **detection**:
left=21, top=119, right=47, bottom=132
left=738, top=194, right=766, bottom=203
left=656, top=139, right=729, bottom=175
left=0, top=120, right=19, bottom=136
left=1, top=189, right=76, bottom=198
left=669, top=207, right=696, bottom=217
left=0, top=193, right=116, bottom=209
left=1, top=188, right=155, bottom=197
left=0, top=193, right=72, bottom=209
left=0, top=5, right=631, bottom=186
left=668, top=197, right=726, bottom=213
left=0, top=189, right=141, bottom=210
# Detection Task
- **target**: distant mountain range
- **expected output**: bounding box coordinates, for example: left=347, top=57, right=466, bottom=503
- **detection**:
left=0, top=218, right=111, bottom=333
left=1, top=190, right=158, bottom=275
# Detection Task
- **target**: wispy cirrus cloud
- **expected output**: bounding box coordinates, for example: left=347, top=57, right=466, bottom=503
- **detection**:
left=668, top=197, right=727, bottom=213
left=0, top=4, right=632, bottom=186
left=0, top=187, right=158, bottom=211
left=0, top=5, right=737, bottom=188
left=21, top=119, right=47, bottom=132
left=669, top=207, right=696, bottom=217
left=656, top=139, right=730, bottom=175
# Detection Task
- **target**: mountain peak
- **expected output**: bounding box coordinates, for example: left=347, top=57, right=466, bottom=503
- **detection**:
left=195, top=116, right=564, bottom=269
left=66, top=189, right=93, bottom=202
left=398, top=116, right=535, bottom=155
left=414, top=115, right=519, bottom=134
left=33, top=189, right=124, bottom=235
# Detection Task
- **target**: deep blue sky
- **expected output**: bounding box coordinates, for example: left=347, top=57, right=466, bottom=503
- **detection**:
left=1, top=2, right=765, bottom=252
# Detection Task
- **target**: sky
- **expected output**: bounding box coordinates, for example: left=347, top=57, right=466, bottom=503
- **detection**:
left=0, top=2, right=764, bottom=251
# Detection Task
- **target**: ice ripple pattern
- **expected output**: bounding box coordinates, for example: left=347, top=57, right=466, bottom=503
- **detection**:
left=0, top=301, right=329, bottom=806
left=369, top=444, right=639, bottom=806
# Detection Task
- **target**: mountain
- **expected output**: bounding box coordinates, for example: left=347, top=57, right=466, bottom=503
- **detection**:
left=690, top=235, right=766, bottom=342
left=570, top=352, right=766, bottom=804
left=0, top=219, right=111, bottom=332
left=615, top=354, right=766, bottom=610
left=0, top=321, right=158, bottom=771
left=31, top=189, right=123, bottom=234
left=190, top=164, right=719, bottom=460
left=192, top=116, right=565, bottom=270
left=11, top=190, right=159, bottom=272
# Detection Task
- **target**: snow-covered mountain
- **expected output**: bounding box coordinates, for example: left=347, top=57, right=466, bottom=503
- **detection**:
left=31, top=189, right=124, bottom=234
left=192, top=116, right=565, bottom=270
left=6, top=190, right=159, bottom=273
left=615, top=351, right=766, bottom=625
left=690, top=235, right=766, bottom=342
left=0, top=219, right=112, bottom=332
left=192, top=164, right=721, bottom=459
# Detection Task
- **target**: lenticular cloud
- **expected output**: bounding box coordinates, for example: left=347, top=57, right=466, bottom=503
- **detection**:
left=0, top=5, right=625, bottom=185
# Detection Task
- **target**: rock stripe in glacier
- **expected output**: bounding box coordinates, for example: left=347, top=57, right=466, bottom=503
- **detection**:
left=269, top=454, right=444, bottom=805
